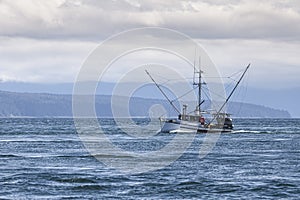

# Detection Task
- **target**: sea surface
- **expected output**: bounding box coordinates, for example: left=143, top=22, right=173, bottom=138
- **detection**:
left=0, top=118, right=299, bottom=199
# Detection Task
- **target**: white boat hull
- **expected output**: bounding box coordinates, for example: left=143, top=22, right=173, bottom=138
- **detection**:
left=160, top=120, right=180, bottom=133
left=161, top=120, right=232, bottom=133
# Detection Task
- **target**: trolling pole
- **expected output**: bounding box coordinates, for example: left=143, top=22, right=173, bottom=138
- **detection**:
left=145, top=70, right=181, bottom=114
left=207, top=63, right=250, bottom=126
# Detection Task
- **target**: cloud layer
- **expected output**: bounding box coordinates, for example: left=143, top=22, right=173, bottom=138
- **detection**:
left=1, top=0, right=300, bottom=40
left=0, top=0, right=299, bottom=89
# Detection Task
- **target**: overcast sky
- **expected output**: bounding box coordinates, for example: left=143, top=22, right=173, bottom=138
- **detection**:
left=0, top=0, right=299, bottom=89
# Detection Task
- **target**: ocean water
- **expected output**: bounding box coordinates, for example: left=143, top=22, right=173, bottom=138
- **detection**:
left=0, top=118, right=299, bottom=199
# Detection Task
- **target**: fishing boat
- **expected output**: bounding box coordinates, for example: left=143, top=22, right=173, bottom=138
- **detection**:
left=146, top=63, right=250, bottom=133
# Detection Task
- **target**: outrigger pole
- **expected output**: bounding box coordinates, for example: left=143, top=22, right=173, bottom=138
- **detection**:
left=145, top=70, right=181, bottom=114
left=207, top=63, right=250, bottom=126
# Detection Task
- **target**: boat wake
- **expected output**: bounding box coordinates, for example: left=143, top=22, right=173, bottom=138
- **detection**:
left=170, top=129, right=196, bottom=134
left=231, top=130, right=272, bottom=134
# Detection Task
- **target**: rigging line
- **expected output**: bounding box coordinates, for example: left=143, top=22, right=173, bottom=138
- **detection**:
left=227, top=77, right=239, bottom=83
left=201, top=86, right=210, bottom=99
left=235, top=71, right=250, bottom=116
left=145, top=70, right=181, bottom=114
left=225, top=78, right=242, bottom=87
left=185, top=101, right=205, bottom=115
left=202, top=92, right=210, bottom=104
left=187, top=109, right=198, bottom=115
left=160, top=77, right=195, bottom=84
left=224, top=68, right=249, bottom=95
left=201, top=85, right=211, bottom=101
left=186, top=103, right=205, bottom=115
left=207, top=63, right=250, bottom=126
left=148, top=71, right=196, bottom=82
left=233, top=83, right=243, bottom=115
left=202, top=86, right=227, bottom=100
left=227, top=77, right=237, bottom=82
left=198, top=70, right=245, bottom=80
left=154, top=77, right=196, bottom=85
left=202, top=76, right=235, bottom=79
left=200, top=89, right=212, bottom=110
left=224, top=80, right=236, bottom=91
left=201, top=88, right=220, bottom=112
left=170, top=85, right=198, bottom=103
left=227, top=68, right=245, bottom=78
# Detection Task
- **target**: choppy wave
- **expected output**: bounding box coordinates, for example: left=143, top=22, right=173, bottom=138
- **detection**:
left=0, top=118, right=299, bottom=199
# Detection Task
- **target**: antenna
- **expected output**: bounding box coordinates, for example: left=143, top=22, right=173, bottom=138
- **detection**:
left=198, top=56, right=202, bottom=113
left=193, top=47, right=197, bottom=86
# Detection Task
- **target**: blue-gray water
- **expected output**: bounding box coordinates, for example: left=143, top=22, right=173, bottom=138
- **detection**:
left=0, top=118, right=299, bottom=199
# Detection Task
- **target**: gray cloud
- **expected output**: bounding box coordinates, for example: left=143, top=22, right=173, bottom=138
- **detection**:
left=0, top=37, right=95, bottom=82
left=0, top=0, right=299, bottom=88
left=0, top=0, right=299, bottom=40
left=199, top=39, right=300, bottom=89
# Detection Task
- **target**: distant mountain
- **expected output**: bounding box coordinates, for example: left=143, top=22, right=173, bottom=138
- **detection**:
left=238, top=86, right=300, bottom=118
left=0, top=82, right=297, bottom=117
left=0, top=91, right=72, bottom=117
left=227, top=102, right=291, bottom=118
left=0, top=90, right=290, bottom=118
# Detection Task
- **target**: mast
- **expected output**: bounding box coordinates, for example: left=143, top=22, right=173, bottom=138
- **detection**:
left=193, top=56, right=202, bottom=114
left=198, top=56, right=202, bottom=113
